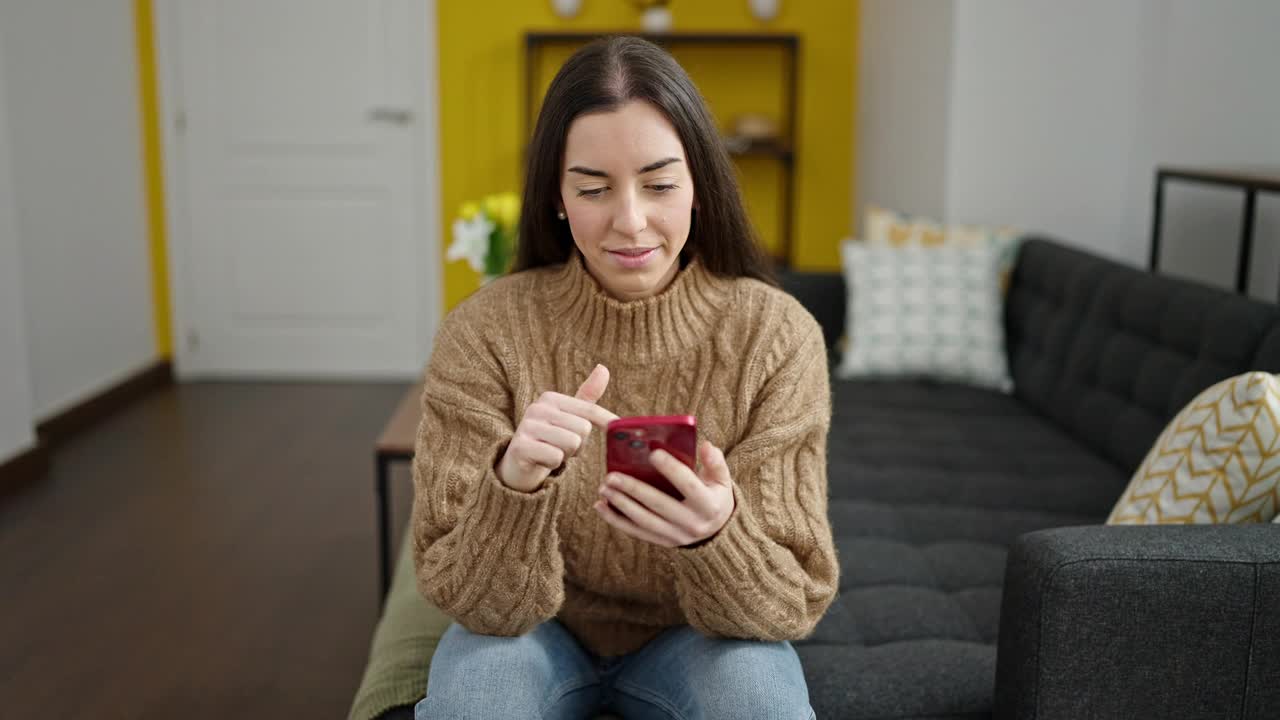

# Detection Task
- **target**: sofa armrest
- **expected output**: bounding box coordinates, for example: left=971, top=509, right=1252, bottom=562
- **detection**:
left=994, top=524, right=1280, bottom=720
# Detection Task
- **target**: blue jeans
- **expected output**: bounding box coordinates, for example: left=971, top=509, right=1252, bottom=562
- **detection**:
left=414, top=620, right=815, bottom=720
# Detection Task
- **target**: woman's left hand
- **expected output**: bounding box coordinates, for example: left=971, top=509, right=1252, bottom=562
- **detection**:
left=594, top=440, right=735, bottom=548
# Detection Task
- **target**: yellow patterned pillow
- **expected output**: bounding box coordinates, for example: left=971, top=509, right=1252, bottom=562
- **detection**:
left=862, top=205, right=1021, bottom=292
left=1108, top=372, right=1280, bottom=525
left=863, top=205, right=1019, bottom=248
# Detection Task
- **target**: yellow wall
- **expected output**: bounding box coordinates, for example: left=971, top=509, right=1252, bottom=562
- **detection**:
left=437, top=1, right=859, bottom=310
left=134, top=0, right=172, bottom=359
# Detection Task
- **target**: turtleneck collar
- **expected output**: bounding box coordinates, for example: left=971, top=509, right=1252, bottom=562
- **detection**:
left=540, top=252, right=734, bottom=364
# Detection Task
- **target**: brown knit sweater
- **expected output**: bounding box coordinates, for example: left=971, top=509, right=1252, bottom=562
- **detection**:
left=410, top=253, right=838, bottom=657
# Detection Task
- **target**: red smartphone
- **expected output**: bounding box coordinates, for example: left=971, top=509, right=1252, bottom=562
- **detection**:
left=606, top=415, right=697, bottom=499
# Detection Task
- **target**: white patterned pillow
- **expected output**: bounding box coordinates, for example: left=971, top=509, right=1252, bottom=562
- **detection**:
left=837, top=240, right=1013, bottom=392
left=1108, top=372, right=1280, bottom=525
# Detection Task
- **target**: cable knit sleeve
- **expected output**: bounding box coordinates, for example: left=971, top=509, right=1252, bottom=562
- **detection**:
left=671, top=307, right=839, bottom=641
left=410, top=300, right=566, bottom=636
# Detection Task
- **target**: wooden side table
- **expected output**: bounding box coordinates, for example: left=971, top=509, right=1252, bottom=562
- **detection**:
left=1149, top=166, right=1280, bottom=297
left=374, top=383, right=423, bottom=605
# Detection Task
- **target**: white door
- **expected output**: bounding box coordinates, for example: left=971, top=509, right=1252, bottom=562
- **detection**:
left=160, top=0, right=439, bottom=378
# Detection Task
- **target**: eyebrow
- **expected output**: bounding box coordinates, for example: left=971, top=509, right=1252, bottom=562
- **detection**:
left=566, top=157, right=682, bottom=178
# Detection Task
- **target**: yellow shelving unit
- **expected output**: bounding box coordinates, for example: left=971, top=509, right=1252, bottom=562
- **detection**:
left=525, top=32, right=800, bottom=264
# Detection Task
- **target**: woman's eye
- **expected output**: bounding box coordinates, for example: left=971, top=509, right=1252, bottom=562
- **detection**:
left=576, top=184, right=676, bottom=198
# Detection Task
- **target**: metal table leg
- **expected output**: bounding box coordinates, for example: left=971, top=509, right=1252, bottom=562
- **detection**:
left=1236, top=189, right=1257, bottom=295
left=1149, top=171, right=1165, bottom=272
left=376, top=452, right=392, bottom=606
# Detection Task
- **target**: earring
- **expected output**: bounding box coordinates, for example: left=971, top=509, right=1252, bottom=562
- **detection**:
left=557, top=210, right=567, bottom=220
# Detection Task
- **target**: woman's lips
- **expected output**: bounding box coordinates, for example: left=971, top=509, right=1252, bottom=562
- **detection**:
left=607, top=247, right=659, bottom=269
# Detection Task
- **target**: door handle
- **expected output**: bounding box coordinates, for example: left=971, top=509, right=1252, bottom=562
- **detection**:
left=368, top=107, right=413, bottom=125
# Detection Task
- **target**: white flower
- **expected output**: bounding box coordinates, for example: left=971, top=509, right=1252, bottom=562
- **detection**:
left=448, top=213, right=495, bottom=274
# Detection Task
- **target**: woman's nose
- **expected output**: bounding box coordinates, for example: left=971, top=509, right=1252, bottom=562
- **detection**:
left=611, top=193, right=647, bottom=237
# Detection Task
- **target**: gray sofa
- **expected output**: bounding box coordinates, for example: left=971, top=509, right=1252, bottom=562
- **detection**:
left=357, top=237, right=1280, bottom=719
left=787, top=237, right=1280, bottom=719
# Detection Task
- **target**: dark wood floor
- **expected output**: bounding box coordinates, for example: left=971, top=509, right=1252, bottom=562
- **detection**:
left=0, top=381, right=417, bottom=719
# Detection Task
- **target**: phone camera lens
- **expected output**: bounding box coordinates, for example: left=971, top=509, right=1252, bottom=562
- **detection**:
left=613, top=431, right=629, bottom=441
left=629, top=439, right=647, bottom=449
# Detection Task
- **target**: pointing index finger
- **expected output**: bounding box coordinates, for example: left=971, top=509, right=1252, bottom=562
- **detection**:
left=548, top=393, right=619, bottom=429
left=575, top=364, right=610, bottom=404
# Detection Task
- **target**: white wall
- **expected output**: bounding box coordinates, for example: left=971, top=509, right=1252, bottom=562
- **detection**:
left=0, top=30, right=37, bottom=464
left=859, top=0, right=1280, bottom=298
left=854, top=0, right=953, bottom=228
left=1123, top=0, right=1280, bottom=299
left=944, top=0, right=1147, bottom=263
left=0, top=1, right=157, bottom=418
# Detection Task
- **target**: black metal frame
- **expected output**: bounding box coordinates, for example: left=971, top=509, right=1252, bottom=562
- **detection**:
left=523, top=31, right=800, bottom=266
left=375, top=448, right=413, bottom=606
left=1149, top=167, right=1280, bottom=297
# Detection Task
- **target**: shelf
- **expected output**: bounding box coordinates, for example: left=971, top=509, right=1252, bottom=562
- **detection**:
left=724, top=137, right=793, bottom=162
left=526, top=31, right=799, bottom=48
left=524, top=30, right=800, bottom=265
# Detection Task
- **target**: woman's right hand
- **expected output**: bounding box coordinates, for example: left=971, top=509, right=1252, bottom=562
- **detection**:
left=497, top=364, right=618, bottom=493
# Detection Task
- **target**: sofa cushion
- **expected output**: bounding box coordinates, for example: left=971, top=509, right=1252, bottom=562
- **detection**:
left=1006, top=237, right=1280, bottom=474
left=796, top=378, right=1126, bottom=719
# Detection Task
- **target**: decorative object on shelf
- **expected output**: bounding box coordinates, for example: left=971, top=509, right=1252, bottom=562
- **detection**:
left=630, top=0, right=672, bottom=33
left=447, top=192, right=521, bottom=283
left=748, top=0, right=779, bottom=21
left=723, top=112, right=780, bottom=154
left=551, top=0, right=583, bottom=19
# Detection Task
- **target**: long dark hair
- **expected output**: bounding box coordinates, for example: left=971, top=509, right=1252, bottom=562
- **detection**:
left=513, top=36, right=776, bottom=285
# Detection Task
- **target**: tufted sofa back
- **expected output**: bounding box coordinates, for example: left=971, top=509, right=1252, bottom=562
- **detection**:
left=1005, top=237, right=1280, bottom=473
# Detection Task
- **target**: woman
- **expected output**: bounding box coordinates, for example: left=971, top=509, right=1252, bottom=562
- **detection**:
left=412, top=36, right=837, bottom=720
